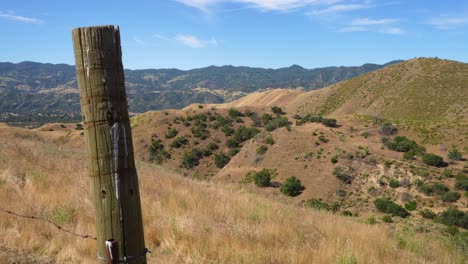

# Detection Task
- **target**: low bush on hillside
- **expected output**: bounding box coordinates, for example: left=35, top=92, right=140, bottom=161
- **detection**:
left=280, top=176, right=305, bottom=197
left=422, top=153, right=446, bottom=167
left=165, top=127, right=178, bottom=139
left=226, top=126, right=260, bottom=148
left=321, top=118, right=337, bottom=127
left=75, top=123, right=84, bottom=130
left=419, top=182, right=449, bottom=196
left=228, top=108, right=244, bottom=119
left=455, top=174, right=468, bottom=191
left=382, top=215, right=393, bottom=223
left=264, top=116, right=290, bottom=132
left=169, top=136, right=189, bottom=148
left=436, top=207, right=468, bottom=229
left=384, top=136, right=424, bottom=153
left=448, top=148, right=463, bottom=161
left=378, top=123, right=397, bottom=136
left=271, top=106, right=285, bottom=115
left=404, top=201, right=417, bottom=211
left=389, top=179, right=400, bottom=188
left=374, top=198, right=410, bottom=218
left=419, top=209, right=436, bottom=219
left=191, top=120, right=210, bottom=140
left=253, top=169, right=274, bottom=187
left=243, top=168, right=277, bottom=187
left=148, top=139, right=171, bottom=164
left=256, top=145, right=268, bottom=155
left=333, top=167, right=353, bottom=184
left=181, top=148, right=207, bottom=169
left=207, top=142, right=219, bottom=151
left=304, top=199, right=339, bottom=212
left=297, top=114, right=338, bottom=128
left=214, top=153, right=231, bottom=168
left=441, top=192, right=461, bottom=202
left=264, top=136, right=275, bottom=145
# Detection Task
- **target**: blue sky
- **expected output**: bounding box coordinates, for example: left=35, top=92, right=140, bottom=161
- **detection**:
left=1, top=0, right=467, bottom=69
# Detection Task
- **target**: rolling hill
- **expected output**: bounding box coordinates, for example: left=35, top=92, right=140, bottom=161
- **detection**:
left=0, top=60, right=400, bottom=125
left=0, top=57, right=467, bottom=262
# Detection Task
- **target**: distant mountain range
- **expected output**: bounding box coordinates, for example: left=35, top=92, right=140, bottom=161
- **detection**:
left=0, top=60, right=401, bottom=124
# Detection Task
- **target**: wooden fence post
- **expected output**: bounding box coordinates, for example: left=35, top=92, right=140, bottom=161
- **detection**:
left=72, top=25, right=146, bottom=263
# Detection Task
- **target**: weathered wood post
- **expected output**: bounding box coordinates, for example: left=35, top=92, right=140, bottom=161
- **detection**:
left=72, top=25, right=146, bottom=263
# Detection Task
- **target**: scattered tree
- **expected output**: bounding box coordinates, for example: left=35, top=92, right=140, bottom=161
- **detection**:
left=280, top=176, right=305, bottom=196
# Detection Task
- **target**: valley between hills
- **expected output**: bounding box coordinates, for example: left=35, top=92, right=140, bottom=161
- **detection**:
left=0, top=58, right=467, bottom=263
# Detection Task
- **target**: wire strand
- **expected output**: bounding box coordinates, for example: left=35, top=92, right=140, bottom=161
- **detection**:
left=0, top=207, right=97, bottom=240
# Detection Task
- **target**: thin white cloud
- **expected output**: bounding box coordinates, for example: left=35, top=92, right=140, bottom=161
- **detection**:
left=339, top=26, right=368, bottom=32
left=351, top=18, right=398, bottom=26
left=428, top=17, right=468, bottom=30
left=379, top=27, right=405, bottom=35
left=175, top=34, right=218, bottom=48
left=133, top=37, right=148, bottom=46
left=153, top=34, right=172, bottom=41
left=175, top=0, right=341, bottom=12
left=0, top=11, right=43, bottom=24
left=310, top=4, right=370, bottom=15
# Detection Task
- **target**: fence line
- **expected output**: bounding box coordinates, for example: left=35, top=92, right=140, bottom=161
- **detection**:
left=0, top=207, right=97, bottom=240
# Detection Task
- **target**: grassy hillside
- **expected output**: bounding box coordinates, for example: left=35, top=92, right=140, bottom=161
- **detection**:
left=0, top=123, right=466, bottom=263
left=221, top=58, right=468, bottom=145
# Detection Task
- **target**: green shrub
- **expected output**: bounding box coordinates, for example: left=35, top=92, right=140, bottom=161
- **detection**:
left=280, top=176, right=305, bottom=196
left=191, top=120, right=210, bottom=140
left=341, top=210, right=353, bottom=217
left=378, top=123, right=397, bottom=136
left=455, top=174, right=468, bottom=191
left=382, top=215, right=393, bottom=223
left=148, top=139, right=171, bottom=164
left=385, top=136, right=423, bottom=153
left=221, top=125, right=234, bottom=136
left=333, top=167, right=353, bottom=184
left=228, top=108, right=244, bottom=118
left=181, top=148, right=203, bottom=169
left=264, top=136, right=275, bottom=145
left=403, top=149, right=416, bottom=160
left=264, top=116, right=290, bottom=131
left=75, top=123, right=84, bottom=130
left=169, top=137, right=189, bottom=148
left=374, top=198, right=410, bottom=218
left=321, top=118, right=337, bottom=127
left=443, top=169, right=453, bottom=178
left=361, top=131, right=369, bottom=138
left=422, top=153, right=446, bottom=167
left=419, top=209, right=436, bottom=219
left=448, top=148, right=463, bottom=161
left=318, top=135, right=328, bottom=143
left=304, top=198, right=331, bottom=211
left=226, top=126, right=260, bottom=148
left=404, top=201, right=417, bottom=211
left=165, top=128, right=178, bottom=139
left=228, top=148, right=240, bottom=157
left=214, top=153, right=231, bottom=168
left=253, top=169, right=275, bottom=187
left=419, top=182, right=449, bottom=196
left=436, top=207, right=468, bottom=229
left=271, top=106, right=285, bottom=115
left=207, top=142, right=219, bottom=151
left=441, top=192, right=461, bottom=202
left=389, top=179, right=400, bottom=188
left=256, top=145, right=268, bottom=155
left=366, top=216, right=377, bottom=225
left=330, top=155, right=338, bottom=164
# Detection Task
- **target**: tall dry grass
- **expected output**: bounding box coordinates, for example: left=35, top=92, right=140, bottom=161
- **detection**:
left=0, top=127, right=465, bottom=263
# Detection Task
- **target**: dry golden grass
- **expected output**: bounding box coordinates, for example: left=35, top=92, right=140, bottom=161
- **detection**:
left=0, top=125, right=466, bottom=263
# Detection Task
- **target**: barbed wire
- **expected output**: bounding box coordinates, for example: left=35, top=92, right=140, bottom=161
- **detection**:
left=0, top=207, right=97, bottom=240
